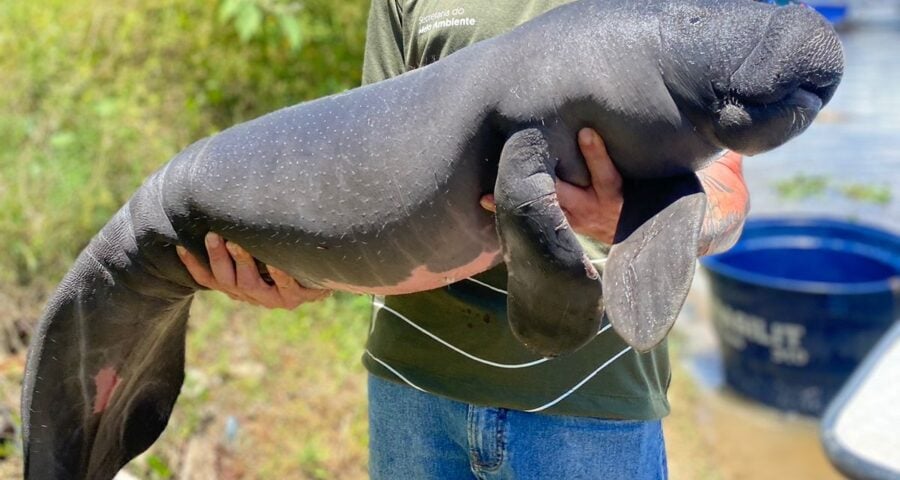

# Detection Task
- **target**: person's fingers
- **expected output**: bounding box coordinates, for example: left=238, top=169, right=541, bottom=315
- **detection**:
left=206, top=232, right=237, bottom=288
left=578, top=128, right=622, bottom=201
left=223, top=242, right=315, bottom=309
left=267, top=265, right=296, bottom=291
left=177, top=240, right=254, bottom=303
left=263, top=266, right=303, bottom=308
left=176, top=234, right=328, bottom=309
left=269, top=266, right=333, bottom=309
left=554, top=180, right=597, bottom=213
left=176, top=245, right=217, bottom=288
left=717, top=150, right=744, bottom=175
left=555, top=180, right=619, bottom=244
left=697, top=151, right=749, bottom=256
left=480, top=194, right=496, bottom=213
left=226, top=241, right=267, bottom=293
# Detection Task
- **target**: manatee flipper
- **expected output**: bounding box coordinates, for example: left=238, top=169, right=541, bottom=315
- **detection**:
left=22, top=177, right=198, bottom=479
left=603, top=174, right=706, bottom=352
left=494, top=128, right=603, bottom=357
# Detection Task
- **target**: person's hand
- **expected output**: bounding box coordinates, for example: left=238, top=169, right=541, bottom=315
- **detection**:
left=176, top=232, right=332, bottom=309
left=696, top=150, right=750, bottom=256
left=479, top=128, right=750, bottom=253
left=480, top=128, right=623, bottom=244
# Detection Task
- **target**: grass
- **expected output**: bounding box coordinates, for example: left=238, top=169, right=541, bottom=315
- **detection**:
left=0, top=0, right=367, bottom=286
left=0, top=0, right=371, bottom=477
left=0, top=291, right=373, bottom=479
left=0, top=1, right=844, bottom=478
left=135, top=292, right=373, bottom=479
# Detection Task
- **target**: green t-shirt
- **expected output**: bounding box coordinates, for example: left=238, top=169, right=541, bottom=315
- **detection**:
left=359, top=0, right=670, bottom=419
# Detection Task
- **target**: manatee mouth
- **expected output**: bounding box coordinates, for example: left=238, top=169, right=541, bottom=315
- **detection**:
left=711, top=86, right=825, bottom=155
left=726, top=81, right=828, bottom=126
left=782, top=86, right=825, bottom=111
left=732, top=79, right=831, bottom=109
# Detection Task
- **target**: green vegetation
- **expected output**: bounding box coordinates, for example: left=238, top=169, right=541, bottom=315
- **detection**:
left=0, top=0, right=371, bottom=477
left=774, top=174, right=830, bottom=200
left=839, top=182, right=892, bottom=205
left=0, top=0, right=367, bottom=286
left=0, top=1, right=810, bottom=478
left=774, top=174, right=893, bottom=205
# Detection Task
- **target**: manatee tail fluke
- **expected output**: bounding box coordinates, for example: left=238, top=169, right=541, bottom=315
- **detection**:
left=603, top=175, right=706, bottom=352
left=495, top=128, right=604, bottom=357
left=22, top=186, right=198, bottom=479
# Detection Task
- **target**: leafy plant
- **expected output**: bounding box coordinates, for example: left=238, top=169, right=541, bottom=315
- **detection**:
left=839, top=183, right=892, bottom=205
left=774, top=174, right=829, bottom=200
left=0, top=0, right=367, bottom=287
left=146, top=454, right=174, bottom=479
left=774, top=174, right=893, bottom=205
left=218, top=0, right=305, bottom=50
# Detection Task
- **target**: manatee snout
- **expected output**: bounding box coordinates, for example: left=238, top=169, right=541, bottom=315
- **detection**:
left=729, top=5, right=843, bottom=105
left=715, top=4, right=844, bottom=154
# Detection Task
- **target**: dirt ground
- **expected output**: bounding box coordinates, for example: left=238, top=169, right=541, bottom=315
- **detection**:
left=0, top=285, right=846, bottom=479
left=663, top=277, right=845, bottom=480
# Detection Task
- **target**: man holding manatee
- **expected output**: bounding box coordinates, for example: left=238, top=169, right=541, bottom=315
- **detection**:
left=177, top=0, right=750, bottom=477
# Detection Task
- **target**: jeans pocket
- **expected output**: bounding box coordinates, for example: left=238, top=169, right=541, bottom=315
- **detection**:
left=467, top=406, right=507, bottom=472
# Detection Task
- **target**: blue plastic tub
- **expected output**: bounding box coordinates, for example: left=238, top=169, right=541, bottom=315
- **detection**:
left=700, top=217, right=900, bottom=416
left=807, top=1, right=849, bottom=25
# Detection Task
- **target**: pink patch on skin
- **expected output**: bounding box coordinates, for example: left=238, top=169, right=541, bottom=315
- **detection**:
left=319, top=249, right=502, bottom=295
left=93, top=366, right=121, bottom=414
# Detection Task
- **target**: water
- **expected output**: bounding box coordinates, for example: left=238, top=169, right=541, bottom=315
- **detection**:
left=674, top=22, right=900, bottom=479
left=743, top=23, right=900, bottom=233
left=675, top=275, right=845, bottom=480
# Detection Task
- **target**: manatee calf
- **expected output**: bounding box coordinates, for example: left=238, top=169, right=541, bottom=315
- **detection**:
left=22, top=0, right=843, bottom=477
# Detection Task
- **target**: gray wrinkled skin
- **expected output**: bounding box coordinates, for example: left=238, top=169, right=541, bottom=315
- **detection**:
left=21, top=1, right=843, bottom=478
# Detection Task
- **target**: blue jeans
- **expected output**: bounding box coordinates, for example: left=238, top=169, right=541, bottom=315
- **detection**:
left=368, top=375, right=668, bottom=479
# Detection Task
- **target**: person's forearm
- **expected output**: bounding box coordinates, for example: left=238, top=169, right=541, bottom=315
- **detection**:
left=696, top=151, right=750, bottom=256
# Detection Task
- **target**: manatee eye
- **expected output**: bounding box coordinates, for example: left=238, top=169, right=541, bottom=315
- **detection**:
left=689, top=16, right=702, bottom=25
